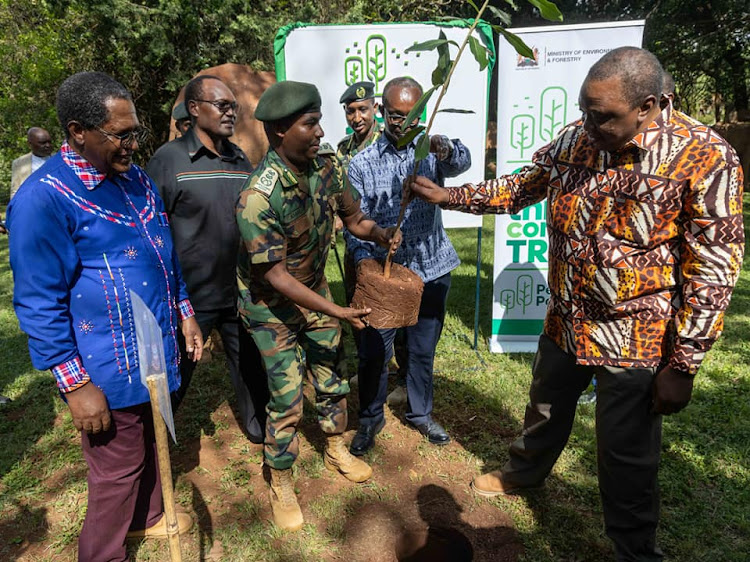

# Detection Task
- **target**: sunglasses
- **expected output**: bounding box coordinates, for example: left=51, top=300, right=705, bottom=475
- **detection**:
left=193, top=99, right=239, bottom=114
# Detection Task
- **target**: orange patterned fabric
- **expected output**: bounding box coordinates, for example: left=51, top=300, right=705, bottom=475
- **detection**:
left=446, top=105, right=744, bottom=374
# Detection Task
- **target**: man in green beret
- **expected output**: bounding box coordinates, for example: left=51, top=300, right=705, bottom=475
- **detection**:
left=236, top=80, right=401, bottom=531
left=336, top=81, right=382, bottom=170
left=335, top=81, right=407, bottom=403
left=171, top=101, right=191, bottom=137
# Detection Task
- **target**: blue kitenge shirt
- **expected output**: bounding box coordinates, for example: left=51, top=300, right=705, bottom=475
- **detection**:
left=8, top=143, right=194, bottom=409
left=344, top=134, right=471, bottom=282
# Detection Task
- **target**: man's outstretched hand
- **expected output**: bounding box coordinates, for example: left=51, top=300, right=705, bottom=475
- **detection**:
left=336, top=305, right=372, bottom=331
left=410, top=176, right=449, bottom=206
left=652, top=365, right=694, bottom=415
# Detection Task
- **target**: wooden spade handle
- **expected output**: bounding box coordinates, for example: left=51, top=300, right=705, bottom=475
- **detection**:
left=147, top=376, right=182, bottom=562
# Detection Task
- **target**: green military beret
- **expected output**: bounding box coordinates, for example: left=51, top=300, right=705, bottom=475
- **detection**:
left=339, top=81, right=375, bottom=104
left=255, top=81, right=322, bottom=122
left=172, top=101, right=189, bottom=121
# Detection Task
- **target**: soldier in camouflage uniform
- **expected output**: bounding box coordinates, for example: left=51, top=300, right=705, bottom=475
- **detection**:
left=334, top=82, right=385, bottom=382
left=336, top=82, right=408, bottom=403
left=236, top=80, right=400, bottom=531
left=336, top=81, right=382, bottom=171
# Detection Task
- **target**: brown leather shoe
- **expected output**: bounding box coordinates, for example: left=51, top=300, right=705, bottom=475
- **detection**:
left=470, top=471, right=542, bottom=497
left=126, top=511, right=193, bottom=538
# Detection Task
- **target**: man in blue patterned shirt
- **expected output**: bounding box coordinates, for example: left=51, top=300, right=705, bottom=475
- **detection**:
left=8, top=72, right=201, bottom=561
left=344, top=76, right=471, bottom=455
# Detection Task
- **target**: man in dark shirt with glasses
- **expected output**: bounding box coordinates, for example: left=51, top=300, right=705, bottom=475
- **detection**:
left=147, top=75, right=269, bottom=443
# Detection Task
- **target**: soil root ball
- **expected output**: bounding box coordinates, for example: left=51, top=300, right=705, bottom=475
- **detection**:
left=351, top=259, right=424, bottom=329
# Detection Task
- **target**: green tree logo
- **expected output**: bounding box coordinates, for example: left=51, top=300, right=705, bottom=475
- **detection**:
left=500, top=289, right=516, bottom=310
left=366, top=35, right=387, bottom=92
left=499, top=275, right=534, bottom=313
left=516, top=274, right=533, bottom=313
left=510, top=114, right=535, bottom=159
left=344, top=57, right=364, bottom=85
left=539, top=87, right=567, bottom=142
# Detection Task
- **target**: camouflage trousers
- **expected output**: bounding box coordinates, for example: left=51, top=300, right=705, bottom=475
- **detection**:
left=246, top=311, right=349, bottom=470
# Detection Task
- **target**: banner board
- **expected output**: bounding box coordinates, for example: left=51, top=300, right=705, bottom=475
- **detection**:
left=275, top=22, right=495, bottom=229
left=490, top=21, right=645, bottom=353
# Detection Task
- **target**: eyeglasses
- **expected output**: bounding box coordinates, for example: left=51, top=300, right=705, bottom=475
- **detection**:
left=383, top=107, right=417, bottom=127
left=96, top=126, right=149, bottom=149
left=193, top=99, right=239, bottom=114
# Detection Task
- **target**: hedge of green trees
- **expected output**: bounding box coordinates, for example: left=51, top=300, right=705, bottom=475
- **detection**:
left=1, top=0, right=747, bottom=200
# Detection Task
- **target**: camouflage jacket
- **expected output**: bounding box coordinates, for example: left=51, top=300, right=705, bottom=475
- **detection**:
left=336, top=124, right=383, bottom=171
left=236, top=145, right=362, bottom=324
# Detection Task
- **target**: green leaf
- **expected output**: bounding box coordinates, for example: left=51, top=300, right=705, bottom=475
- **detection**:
left=527, top=0, right=563, bottom=21
left=405, top=38, right=458, bottom=53
left=496, top=27, right=534, bottom=59
left=465, top=0, right=480, bottom=12
left=502, top=0, right=519, bottom=10
left=468, top=35, right=489, bottom=71
left=488, top=5, right=512, bottom=26
left=415, top=133, right=431, bottom=162
left=432, top=65, right=446, bottom=86
left=395, top=125, right=425, bottom=149
left=437, top=108, right=475, bottom=114
left=432, top=31, right=452, bottom=86
left=401, top=85, right=436, bottom=131
left=436, top=31, right=450, bottom=68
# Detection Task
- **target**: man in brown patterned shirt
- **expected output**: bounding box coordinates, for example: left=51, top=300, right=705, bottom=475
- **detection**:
left=411, top=47, right=744, bottom=561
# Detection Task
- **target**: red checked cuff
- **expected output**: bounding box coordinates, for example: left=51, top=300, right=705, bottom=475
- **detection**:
left=178, top=299, right=195, bottom=321
left=51, top=356, right=92, bottom=393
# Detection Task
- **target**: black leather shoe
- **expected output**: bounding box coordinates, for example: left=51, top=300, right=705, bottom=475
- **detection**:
left=412, top=419, right=450, bottom=445
left=349, top=418, right=386, bottom=456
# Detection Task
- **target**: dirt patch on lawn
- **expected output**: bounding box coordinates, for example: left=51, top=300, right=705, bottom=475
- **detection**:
left=173, top=386, right=522, bottom=562
left=6, top=381, right=522, bottom=562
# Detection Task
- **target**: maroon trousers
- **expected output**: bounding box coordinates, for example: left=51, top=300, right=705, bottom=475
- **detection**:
left=77, top=403, right=163, bottom=562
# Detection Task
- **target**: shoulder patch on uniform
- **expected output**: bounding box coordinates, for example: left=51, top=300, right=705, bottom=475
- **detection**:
left=252, top=167, right=279, bottom=197
left=317, top=142, right=336, bottom=156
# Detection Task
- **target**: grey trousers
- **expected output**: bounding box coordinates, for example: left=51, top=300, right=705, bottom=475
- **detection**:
left=503, top=334, right=664, bottom=562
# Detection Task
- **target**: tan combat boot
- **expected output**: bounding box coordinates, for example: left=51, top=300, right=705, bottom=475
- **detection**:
left=268, top=467, right=304, bottom=531
left=324, top=435, right=373, bottom=483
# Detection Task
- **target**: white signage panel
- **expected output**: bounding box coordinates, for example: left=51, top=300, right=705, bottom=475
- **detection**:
left=277, top=22, right=494, bottom=229
left=491, top=21, right=645, bottom=353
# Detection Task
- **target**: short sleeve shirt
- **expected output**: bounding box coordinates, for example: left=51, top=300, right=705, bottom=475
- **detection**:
left=236, top=145, right=361, bottom=323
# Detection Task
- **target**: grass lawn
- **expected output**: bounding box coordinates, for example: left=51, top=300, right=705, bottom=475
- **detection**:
left=1, top=200, right=749, bottom=561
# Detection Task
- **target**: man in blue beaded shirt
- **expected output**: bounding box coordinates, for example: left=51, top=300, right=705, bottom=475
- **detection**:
left=8, top=71, right=201, bottom=561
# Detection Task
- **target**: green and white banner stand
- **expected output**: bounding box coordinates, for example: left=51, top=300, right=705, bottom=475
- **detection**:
left=275, top=21, right=496, bottom=347
left=274, top=20, right=494, bottom=229
left=490, top=21, right=645, bottom=353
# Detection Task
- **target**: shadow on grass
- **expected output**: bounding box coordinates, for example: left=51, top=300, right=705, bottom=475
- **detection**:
left=0, top=503, right=49, bottom=560
left=0, top=334, right=58, bottom=479
left=171, top=358, right=231, bottom=475
left=400, top=484, right=519, bottom=562
left=424, top=362, right=750, bottom=561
